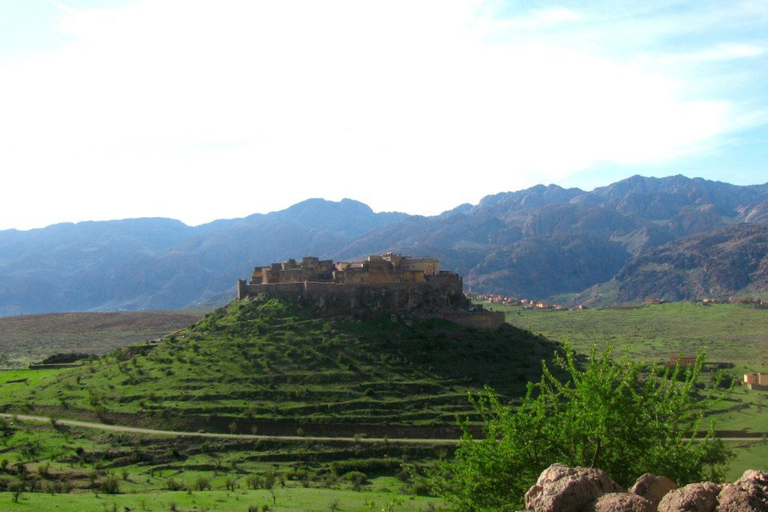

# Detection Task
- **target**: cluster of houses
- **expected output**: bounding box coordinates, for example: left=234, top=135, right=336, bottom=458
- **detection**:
left=702, top=296, right=768, bottom=308
left=470, top=293, right=580, bottom=311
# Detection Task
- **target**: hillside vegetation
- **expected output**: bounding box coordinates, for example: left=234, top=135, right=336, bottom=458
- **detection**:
left=497, top=301, right=768, bottom=436
left=1, top=296, right=558, bottom=437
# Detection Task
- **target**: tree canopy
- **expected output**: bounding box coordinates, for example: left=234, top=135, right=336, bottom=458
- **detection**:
left=427, top=347, right=731, bottom=511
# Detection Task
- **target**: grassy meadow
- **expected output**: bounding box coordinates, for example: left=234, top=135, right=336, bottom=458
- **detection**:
left=1, top=298, right=767, bottom=509
left=494, top=301, right=768, bottom=435
left=0, top=416, right=443, bottom=511
left=498, top=301, right=768, bottom=371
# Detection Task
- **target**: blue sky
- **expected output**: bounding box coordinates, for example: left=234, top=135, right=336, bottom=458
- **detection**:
left=0, top=0, right=766, bottom=230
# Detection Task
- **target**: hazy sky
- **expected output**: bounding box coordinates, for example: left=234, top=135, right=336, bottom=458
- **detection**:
left=1, top=0, right=766, bottom=231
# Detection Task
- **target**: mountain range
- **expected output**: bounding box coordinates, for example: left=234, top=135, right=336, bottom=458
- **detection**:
left=2, top=174, right=767, bottom=316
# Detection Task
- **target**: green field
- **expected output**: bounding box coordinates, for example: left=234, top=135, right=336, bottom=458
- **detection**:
left=494, top=301, right=768, bottom=435
left=726, top=440, right=768, bottom=480
left=1, top=489, right=440, bottom=512
left=1, top=298, right=767, bottom=510
left=0, top=417, right=443, bottom=511
left=498, top=301, right=768, bottom=371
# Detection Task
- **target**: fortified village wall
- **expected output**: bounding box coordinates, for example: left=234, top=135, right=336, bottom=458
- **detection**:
left=237, top=254, right=505, bottom=330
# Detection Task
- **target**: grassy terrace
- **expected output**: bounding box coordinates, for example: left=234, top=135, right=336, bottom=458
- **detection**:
left=0, top=298, right=561, bottom=510
left=0, top=298, right=557, bottom=436
left=0, top=417, right=443, bottom=511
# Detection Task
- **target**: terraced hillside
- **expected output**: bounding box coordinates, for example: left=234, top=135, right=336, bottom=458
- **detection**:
left=2, top=296, right=558, bottom=438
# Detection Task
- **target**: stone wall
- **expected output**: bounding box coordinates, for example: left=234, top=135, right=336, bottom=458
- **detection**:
left=235, top=273, right=496, bottom=325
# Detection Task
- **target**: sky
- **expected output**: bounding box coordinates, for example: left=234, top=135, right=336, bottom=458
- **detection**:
left=0, top=0, right=766, bottom=231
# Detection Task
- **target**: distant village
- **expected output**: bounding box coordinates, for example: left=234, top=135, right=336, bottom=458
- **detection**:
left=470, top=293, right=580, bottom=311
left=473, top=293, right=768, bottom=310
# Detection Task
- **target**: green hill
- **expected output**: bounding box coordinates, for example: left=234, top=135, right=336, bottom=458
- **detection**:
left=3, top=296, right=558, bottom=437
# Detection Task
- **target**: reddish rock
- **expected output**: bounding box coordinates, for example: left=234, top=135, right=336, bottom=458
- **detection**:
left=585, top=493, right=655, bottom=512
left=630, top=473, right=678, bottom=508
left=717, top=469, right=768, bottom=512
left=524, top=463, right=624, bottom=512
left=657, top=482, right=720, bottom=512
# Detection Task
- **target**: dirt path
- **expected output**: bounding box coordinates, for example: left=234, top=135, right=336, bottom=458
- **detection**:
left=2, top=413, right=764, bottom=444
left=0, top=412, right=457, bottom=445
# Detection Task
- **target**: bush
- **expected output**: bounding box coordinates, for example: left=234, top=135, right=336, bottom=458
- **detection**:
left=99, top=475, right=121, bottom=494
left=426, top=347, right=732, bottom=512
left=193, top=476, right=211, bottom=491
left=331, top=458, right=403, bottom=475
left=342, top=470, right=367, bottom=490
left=165, top=478, right=185, bottom=491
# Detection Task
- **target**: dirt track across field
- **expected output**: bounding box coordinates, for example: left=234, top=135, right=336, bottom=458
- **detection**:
left=2, top=413, right=765, bottom=444
left=0, top=412, right=458, bottom=444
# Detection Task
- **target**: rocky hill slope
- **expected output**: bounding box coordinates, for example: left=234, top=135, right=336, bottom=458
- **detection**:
left=1, top=175, right=767, bottom=315
left=611, top=223, right=768, bottom=303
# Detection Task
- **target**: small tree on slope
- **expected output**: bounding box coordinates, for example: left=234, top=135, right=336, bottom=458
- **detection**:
left=426, top=347, right=731, bottom=512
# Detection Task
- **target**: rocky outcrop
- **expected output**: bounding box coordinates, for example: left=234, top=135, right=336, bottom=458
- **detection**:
left=585, top=493, right=654, bottom=512
left=630, top=474, right=678, bottom=509
left=522, top=465, right=768, bottom=512
left=657, top=482, right=721, bottom=512
left=717, top=470, right=768, bottom=512
left=524, top=464, right=624, bottom=512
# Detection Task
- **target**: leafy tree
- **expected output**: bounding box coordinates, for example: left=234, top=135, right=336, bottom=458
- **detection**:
left=427, top=347, right=731, bottom=511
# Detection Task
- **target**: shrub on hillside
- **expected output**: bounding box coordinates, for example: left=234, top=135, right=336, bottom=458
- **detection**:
left=426, top=347, right=732, bottom=512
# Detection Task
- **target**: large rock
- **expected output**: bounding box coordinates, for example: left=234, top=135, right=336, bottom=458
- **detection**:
left=585, top=493, right=655, bottom=512
left=524, top=463, right=624, bottom=512
left=717, top=469, right=768, bottom=512
left=630, top=473, right=678, bottom=508
left=657, top=482, right=721, bottom=512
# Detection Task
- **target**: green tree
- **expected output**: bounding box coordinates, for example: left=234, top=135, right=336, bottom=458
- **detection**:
left=427, top=347, right=731, bottom=512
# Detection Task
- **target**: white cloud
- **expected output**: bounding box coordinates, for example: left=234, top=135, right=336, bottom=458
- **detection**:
left=494, top=7, right=583, bottom=30
left=661, top=43, right=766, bottom=64
left=0, top=0, right=764, bottom=229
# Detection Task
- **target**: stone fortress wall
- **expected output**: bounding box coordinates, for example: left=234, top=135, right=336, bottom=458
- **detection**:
left=237, top=254, right=505, bottom=330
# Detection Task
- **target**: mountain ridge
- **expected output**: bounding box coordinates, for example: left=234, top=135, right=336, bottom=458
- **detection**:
left=2, top=176, right=768, bottom=315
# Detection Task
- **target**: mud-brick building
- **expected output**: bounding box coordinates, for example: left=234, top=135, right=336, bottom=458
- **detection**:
left=237, top=254, right=505, bottom=330
left=744, top=373, right=768, bottom=390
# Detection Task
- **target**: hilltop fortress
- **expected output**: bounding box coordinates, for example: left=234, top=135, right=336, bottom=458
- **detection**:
left=237, top=254, right=505, bottom=330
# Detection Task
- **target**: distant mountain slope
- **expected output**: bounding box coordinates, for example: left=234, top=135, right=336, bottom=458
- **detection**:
left=468, top=234, right=631, bottom=298
left=0, top=199, right=407, bottom=316
left=611, top=223, right=768, bottom=303
left=2, top=176, right=768, bottom=315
